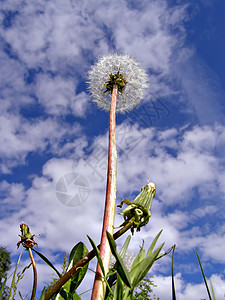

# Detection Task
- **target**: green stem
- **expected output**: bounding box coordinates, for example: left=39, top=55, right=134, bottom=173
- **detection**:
left=44, top=221, right=132, bottom=300
left=28, top=248, right=37, bottom=300
left=91, top=85, right=118, bottom=300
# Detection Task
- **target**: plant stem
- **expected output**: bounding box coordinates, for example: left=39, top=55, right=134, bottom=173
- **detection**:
left=91, top=85, right=118, bottom=300
left=44, top=216, right=132, bottom=299
left=28, top=247, right=37, bottom=300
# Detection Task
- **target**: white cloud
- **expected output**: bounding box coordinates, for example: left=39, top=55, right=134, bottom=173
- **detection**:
left=116, top=124, right=223, bottom=205
left=1, top=123, right=224, bottom=255
left=153, top=273, right=225, bottom=300
left=1, top=1, right=225, bottom=299
left=36, top=74, right=85, bottom=116
left=174, top=55, right=225, bottom=126
left=0, top=113, right=82, bottom=173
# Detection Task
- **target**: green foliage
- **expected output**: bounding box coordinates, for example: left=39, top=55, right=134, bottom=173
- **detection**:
left=0, top=246, right=11, bottom=300
left=44, top=242, right=89, bottom=300
left=196, top=251, right=216, bottom=300
left=133, top=276, right=159, bottom=300
left=106, top=232, right=132, bottom=289
left=87, top=235, right=106, bottom=277
left=0, top=246, right=11, bottom=281
left=7, top=252, right=24, bottom=300
left=171, top=245, right=176, bottom=300
left=103, top=230, right=169, bottom=300
left=32, top=249, right=61, bottom=278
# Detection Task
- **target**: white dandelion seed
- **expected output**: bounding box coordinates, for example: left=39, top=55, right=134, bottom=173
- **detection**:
left=88, top=54, right=148, bottom=113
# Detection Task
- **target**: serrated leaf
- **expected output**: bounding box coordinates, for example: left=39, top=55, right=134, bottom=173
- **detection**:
left=106, top=231, right=131, bottom=288
left=87, top=235, right=105, bottom=277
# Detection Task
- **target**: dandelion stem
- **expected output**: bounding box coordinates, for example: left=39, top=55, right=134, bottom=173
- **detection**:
left=28, top=247, right=37, bottom=300
left=91, top=84, right=118, bottom=300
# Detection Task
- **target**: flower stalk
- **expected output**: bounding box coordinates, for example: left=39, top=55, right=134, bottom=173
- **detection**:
left=91, top=85, right=118, bottom=299
left=28, top=247, right=37, bottom=300
left=87, top=54, right=148, bottom=299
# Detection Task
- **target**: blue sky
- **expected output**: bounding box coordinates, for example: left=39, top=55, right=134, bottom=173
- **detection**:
left=1, top=0, right=225, bottom=299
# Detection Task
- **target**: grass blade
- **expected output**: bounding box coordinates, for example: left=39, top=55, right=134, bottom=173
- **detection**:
left=210, top=279, right=216, bottom=300
left=172, top=245, right=176, bottom=300
left=8, top=252, right=22, bottom=300
left=196, top=251, right=212, bottom=300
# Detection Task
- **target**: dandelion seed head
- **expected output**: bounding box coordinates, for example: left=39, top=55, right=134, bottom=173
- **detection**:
left=88, top=54, right=148, bottom=113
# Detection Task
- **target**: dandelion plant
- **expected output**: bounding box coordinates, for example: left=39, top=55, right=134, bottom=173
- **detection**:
left=17, top=223, right=39, bottom=300
left=88, top=53, right=148, bottom=299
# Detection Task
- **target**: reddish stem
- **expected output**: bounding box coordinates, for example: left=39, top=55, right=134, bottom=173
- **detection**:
left=91, top=85, right=118, bottom=300
left=29, top=247, right=37, bottom=300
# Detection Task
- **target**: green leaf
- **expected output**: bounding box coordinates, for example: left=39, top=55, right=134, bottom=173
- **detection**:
left=72, top=292, right=81, bottom=300
left=32, top=248, right=61, bottom=278
left=156, top=245, right=174, bottom=261
left=105, top=235, right=132, bottom=300
left=119, top=235, right=131, bottom=259
left=210, top=279, right=216, bottom=300
left=172, top=245, right=176, bottom=300
left=131, top=242, right=164, bottom=288
left=87, top=235, right=105, bottom=277
left=146, top=230, right=163, bottom=256
left=130, top=240, right=145, bottom=272
left=67, top=242, right=89, bottom=294
left=8, top=252, right=22, bottom=300
left=106, top=231, right=131, bottom=288
left=59, top=287, right=68, bottom=300
left=39, top=287, right=46, bottom=300
left=67, top=242, right=87, bottom=270
left=104, top=271, right=117, bottom=300
left=113, top=274, right=124, bottom=300
left=196, top=251, right=212, bottom=300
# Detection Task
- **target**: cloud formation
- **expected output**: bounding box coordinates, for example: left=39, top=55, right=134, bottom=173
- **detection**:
left=1, top=0, right=225, bottom=298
